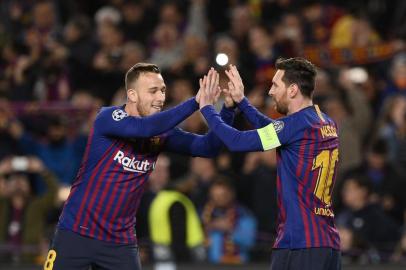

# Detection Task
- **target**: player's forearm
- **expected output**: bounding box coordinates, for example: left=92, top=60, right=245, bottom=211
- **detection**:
left=200, top=105, right=263, bottom=152
left=237, top=97, right=272, bottom=128
left=137, top=97, right=199, bottom=136
left=192, top=105, right=236, bottom=157
left=98, top=98, right=199, bottom=138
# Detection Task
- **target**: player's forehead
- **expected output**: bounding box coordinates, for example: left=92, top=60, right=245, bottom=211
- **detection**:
left=273, top=70, right=285, bottom=83
left=134, top=72, right=166, bottom=90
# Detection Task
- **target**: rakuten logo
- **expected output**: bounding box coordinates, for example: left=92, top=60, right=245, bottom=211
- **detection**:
left=114, top=150, right=155, bottom=173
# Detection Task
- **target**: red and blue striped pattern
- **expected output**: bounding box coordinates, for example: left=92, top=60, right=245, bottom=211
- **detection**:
left=58, top=132, right=163, bottom=244
left=273, top=108, right=340, bottom=250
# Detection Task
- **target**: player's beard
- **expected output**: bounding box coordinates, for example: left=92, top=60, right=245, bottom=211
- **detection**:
left=136, top=101, right=151, bottom=117
left=273, top=93, right=289, bottom=115
left=136, top=101, right=163, bottom=116
left=275, top=101, right=288, bottom=115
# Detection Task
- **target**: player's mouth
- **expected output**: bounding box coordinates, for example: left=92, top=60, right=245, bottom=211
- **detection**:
left=152, top=105, right=163, bottom=111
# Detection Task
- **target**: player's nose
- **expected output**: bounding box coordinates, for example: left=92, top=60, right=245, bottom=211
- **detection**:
left=156, top=91, right=165, bottom=102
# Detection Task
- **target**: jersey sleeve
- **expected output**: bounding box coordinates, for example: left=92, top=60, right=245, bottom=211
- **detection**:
left=255, top=114, right=296, bottom=148
left=163, top=105, right=236, bottom=157
left=200, top=105, right=295, bottom=152
left=200, top=105, right=265, bottom=152
left=95, top=98, right=198, bottom=138
left=268, top=116, right=294, bottom=145
left=237, top=97, right=272, bottom=128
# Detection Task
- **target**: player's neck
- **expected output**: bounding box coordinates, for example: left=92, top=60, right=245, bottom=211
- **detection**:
left=125, top=101, right=141, bottom=117
left=287, top=97, right=313, bottom=115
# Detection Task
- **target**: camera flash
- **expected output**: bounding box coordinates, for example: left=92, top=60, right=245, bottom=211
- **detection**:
left=216, top=53, right=229, bottom=66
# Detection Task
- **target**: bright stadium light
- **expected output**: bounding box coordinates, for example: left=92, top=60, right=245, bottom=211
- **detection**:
left=347, top=67, right=368, bottom=84
left=216, top=53, right=229, bottom=66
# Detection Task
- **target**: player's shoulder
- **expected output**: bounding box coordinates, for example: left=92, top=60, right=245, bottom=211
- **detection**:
left=98, top=105, right=123, bottom=114
left=275, top=105, right=329, bottom=131
left=96, top=105, right=128, bottom=121
left=276, top=107, right=309, bottom=128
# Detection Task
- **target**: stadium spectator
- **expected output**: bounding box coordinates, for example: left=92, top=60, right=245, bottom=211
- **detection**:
left=376, top=94, right=406, bottom=166
left=323, top=68, right=372, bottom=175
left=149, top=188, right=206, bottom=267
left=202, top=178, right=257, bottom=264
left=177, top=157, right=219, bottom=212
left=17, top=116, right=84, bottom=185
left=240, top=151, right=278, bottom=237
left=381, top=54, right=406, bottom=102
left=0, top=99, right=23, bottom=159
left=355, top=139, right=406, bottom=224
left=0, top=156, right=57, bottom=263
left=337, top=174, right=401, bottom=262
left=136, top=154, right=171, bottom=257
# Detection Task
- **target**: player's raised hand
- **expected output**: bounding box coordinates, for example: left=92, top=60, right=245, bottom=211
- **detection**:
left=225, top=64, right=245, bottom=103
left=199, top=68, right=220, bottom=109
left=222, top=83, right=235, bottom=108
left=195, top=76, right=205, bottom=104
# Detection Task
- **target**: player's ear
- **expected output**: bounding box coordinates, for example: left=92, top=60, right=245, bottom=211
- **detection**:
left=288, top=83, right=299, bottom=98
left=127, top=88, right=138, bottom=103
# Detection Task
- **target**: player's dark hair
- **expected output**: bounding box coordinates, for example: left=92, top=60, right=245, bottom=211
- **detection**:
left=275, top=57, right=317, bottom=98
left=125, top=63, right=161, bottom=90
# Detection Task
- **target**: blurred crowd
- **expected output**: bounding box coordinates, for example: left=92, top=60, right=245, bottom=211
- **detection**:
left=0, top=0, right=406, bottom=267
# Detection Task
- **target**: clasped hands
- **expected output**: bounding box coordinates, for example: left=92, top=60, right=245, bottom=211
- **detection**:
left=196, top=65, right=245, bottom=109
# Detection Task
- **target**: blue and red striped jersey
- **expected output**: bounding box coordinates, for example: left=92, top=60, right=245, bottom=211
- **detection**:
left=58, top=99, right=235, bottom=244
left=201, top=98, right=340, bottom=250
left=271, top=106, right=340, bottom=249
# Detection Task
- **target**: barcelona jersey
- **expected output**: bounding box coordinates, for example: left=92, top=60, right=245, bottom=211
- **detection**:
left=58, top=98, right=235, bottom=244
left=201, top=98, right=340, bottom=249
left=270, top=105, right=340, bottom=249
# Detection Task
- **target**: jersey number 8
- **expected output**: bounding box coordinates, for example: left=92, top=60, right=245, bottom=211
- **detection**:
left=43, top=250, right=57, bottom=270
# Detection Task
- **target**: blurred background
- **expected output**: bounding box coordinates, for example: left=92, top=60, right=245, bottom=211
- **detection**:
left=0, top=0, right=405, bottom=269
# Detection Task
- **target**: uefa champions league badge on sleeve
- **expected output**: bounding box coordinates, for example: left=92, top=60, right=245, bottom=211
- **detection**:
left=112, top=109, right=128, bottom=121
left=273, top=121, right=284, bottom=133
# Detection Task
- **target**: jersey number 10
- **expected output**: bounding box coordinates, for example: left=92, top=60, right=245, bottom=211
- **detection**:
left=312, top=148, right=339, bottom=205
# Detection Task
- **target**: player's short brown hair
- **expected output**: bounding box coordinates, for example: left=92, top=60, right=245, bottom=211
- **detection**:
left=125, top=63, right=160, bottom=90
left=275, top=57, right=317, bottom=98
